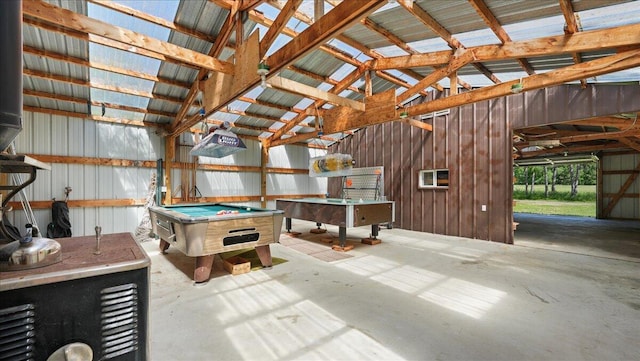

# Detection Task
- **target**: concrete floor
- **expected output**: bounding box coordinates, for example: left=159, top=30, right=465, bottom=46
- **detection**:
left=143, top=216, right=640, bottom=361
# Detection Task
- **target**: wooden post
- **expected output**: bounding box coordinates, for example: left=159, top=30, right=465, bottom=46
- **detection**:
left=449, top=71, right=458, bottom=95
left=260, top=140, right=269, bottom=208
left=164, top=135, right=175, bottom=205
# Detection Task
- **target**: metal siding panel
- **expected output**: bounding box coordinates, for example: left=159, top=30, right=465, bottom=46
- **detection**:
left=400, top=123, right=412, bottom=230
left=475, top=102, right=490, bottom=240
left=447, top=112, right=460, bottom=236
left=458, top=105, right=475, bottom=239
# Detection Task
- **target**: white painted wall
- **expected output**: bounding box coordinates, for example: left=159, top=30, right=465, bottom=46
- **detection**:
left=6, top=112, right=327, bottom=236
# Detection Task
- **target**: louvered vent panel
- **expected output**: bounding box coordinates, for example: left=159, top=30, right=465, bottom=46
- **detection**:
left=100, top=284, right=139, bottom=360
left=0, top=304, right=35, bottom=361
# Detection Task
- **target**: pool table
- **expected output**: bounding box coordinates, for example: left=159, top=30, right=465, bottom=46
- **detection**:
left=275, top=198, right=395, bottom=249
left=149, top=203, right=284, bottom=282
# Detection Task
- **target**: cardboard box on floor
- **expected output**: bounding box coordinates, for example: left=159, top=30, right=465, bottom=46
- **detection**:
left=223, top=256, right=250, bottom=275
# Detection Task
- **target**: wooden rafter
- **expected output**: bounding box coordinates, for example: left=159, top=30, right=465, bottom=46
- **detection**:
left=406, top=48, right=640, bottom=118
left=397, top=0, right=501, bottom=84
left=171, top=1, right=240, bottom=130
left=371, top=22, right=640, bottom=70
left=260, top=0, right=303, bottom=58
left=266, top=76, right=365, bottom=111
left=268, top=65, right=367, bottom=144
left=87, top=0, right=219, bottom=44
left=467, top=0, right=535, bottom=75
left=23, top=46, right=192, bottom=90
left=23, top=68, right=184, bottom=105
left=24, top=89, right=175, bottom=119
left=518, top=143, right=622, bottom=159
left=558, top=0, right=587, bottom=88
left=24, top=106, right=151, bottom=128
left=397, top=49, right=477, bottom=104
left=23, top=0, right=234, bottom=74
left=172, top=0, right=386, bottom=136
left=263, top=0, right=441, bottom=93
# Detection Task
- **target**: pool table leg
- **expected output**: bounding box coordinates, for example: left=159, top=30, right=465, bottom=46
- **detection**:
left=159, top=239, right=170, bottom=254
left=254, top=245, right=273, bottom=269
left=194, top=255, right=215, bottom=283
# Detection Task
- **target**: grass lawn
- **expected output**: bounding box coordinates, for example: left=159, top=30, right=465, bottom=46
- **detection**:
left=513, top=184, right=596, bottom=217
left=513, top=199, right=595, bottom=217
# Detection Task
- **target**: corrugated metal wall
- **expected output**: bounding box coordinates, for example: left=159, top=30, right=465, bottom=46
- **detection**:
left=330, top=94, right=514, bottom=244
left=509, top=84, right=640, bottom=129
left=600, top=153, right=640, bottom=219
left=7, top=111, right=326, bottom=236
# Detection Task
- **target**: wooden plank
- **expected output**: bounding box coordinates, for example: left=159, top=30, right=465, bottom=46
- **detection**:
left=88, top=0, right=219, bottom=43
left=23, top=106, right=150, bottom=127
left=266, top=0, right=385, bottom=75
left=407, top=49, right=640, bottom=116
left=323, top=89, right=396, bottom=134
left=371, top=22, right=640, bottom=70
left=398, top=49, right=475, bottom=103
left=398, top=118, right=433, bottom=131
left=260, top=0, right=303, bottom=58
left=233, top=31, right=262, bottom=96
left=7, top=199, right=146, bottom=210
left=268, top=66, right=366, bottom=143
left=267, top=76, right=365, bottom=111
left=24, top=0, right=234, bottom=74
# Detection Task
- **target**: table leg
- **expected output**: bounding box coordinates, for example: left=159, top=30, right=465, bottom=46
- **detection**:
left=331, top=226, right=354, bottom=251
left=254, top=245, right=273, bottom=269
left=310, top=222, right=326, bottom=234
left=362, top=224, right=382, bottom=245
left=194, top=255, right=215, bottom=283
left=159, top=239, right=170, bottom=254
left=339, top=226, right=347, bottom=247
left=284, top=218, right=301, bottom=236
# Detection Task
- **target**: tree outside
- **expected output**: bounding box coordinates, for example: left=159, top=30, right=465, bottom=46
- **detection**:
left=513, top=162, right=597, bottom=217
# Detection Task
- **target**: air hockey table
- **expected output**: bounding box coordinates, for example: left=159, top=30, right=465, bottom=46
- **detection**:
left=149, top=203, right=283, bottom=282
left=275, top=198, right=395, bottom=249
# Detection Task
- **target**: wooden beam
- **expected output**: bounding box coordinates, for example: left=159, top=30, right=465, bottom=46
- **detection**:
left=176, top=2, right=384, bottom=137
left=371, top=22, right=640, bottom=70
left=618, top=137, right=640, bottom=153
left=24, top=89, right=176, bottom=118
left=260, top=0, right=303, bottom=58
left=23, top=68, right=184, bottom=105
left=171, top=1, right=240, bottom=131
left=87, top=0, right=219, bottom=43
left=23, top=0, right=234, bottom=74
left=407, top=48, right=640, bottom=117
left=264, top=0, right=385, bottom=76
left=23, top=105, right=152, bottom=128
left=397, top=48, right=476, bottom=103
left=23, top=46, right=190, bottom=90
left=268, top=66, right=366, bottom=143
left=517, top=142, right=622, bottom=158
left=258, top=1, right=439, bottom=93
left=558, top=0, right=587, bottom=87
left=397, top=118, right=433, bottom=131
left=467, top=0, right=535, bottom=75
left=260, top=141, right=268, bottom=208
left=398, top=0, right=500, bottom=83
left=361, top=17, right=418, bottom=55
left=266, top=76, right=365, bottom=111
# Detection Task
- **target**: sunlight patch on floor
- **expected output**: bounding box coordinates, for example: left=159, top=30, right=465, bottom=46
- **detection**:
left=225, top=299, right=405, bottom=360
left=419, top=278, right=507, bottom=319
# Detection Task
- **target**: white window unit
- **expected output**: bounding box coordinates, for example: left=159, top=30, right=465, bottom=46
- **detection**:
left=418, top=169, right=449, bottom=189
